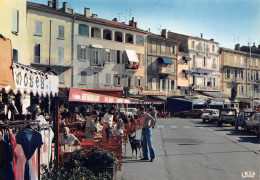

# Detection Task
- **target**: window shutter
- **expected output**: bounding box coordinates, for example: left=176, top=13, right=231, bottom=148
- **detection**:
left=114, top=74, right=117, bottom=85
left=169, top=80, right=172, bottom=91
left=90, top=48, right=95, bottom=66
left=122, top=51, right=125, bottom=64
left=160, top=79, right=163, bottom=91
left=86, top=46, right=91, bottom=61
left=77, top=45, right=81, bottom=60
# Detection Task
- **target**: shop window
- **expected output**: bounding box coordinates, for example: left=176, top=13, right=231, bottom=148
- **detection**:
left=103, top=29, right=112, bottom=40
left=78, top=24, right=89, bottom=36
left=125, top=33, right=133, bottom=44
left=115, top=32, right=122, bottom=42
left=91, top=27, right=101, bottom=38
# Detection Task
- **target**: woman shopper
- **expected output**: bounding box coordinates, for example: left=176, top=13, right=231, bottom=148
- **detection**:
left=138, top=106, right=156, bottom=162
left=101, top=105, right=116, bottom=139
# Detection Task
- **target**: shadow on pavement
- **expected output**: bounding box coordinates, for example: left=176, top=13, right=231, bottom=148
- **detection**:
left=237, top=137, right=260, bottom=144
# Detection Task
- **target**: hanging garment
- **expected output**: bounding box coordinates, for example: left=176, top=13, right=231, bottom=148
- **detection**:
left=16, top=129, right=43, bottom=180
left=0, top=129, right=15, bottom=180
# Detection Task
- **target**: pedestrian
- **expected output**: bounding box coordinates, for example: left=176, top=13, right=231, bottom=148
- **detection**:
left=150, top=107, right=157, bottom=128
left=101, top=105, right=116, bottom=139
left=138, top=105, right=156, bottom=162
left=85, top=111, right=98, bottom=139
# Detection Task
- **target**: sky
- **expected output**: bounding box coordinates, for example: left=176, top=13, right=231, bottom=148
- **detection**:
left=30, top=0, right=260, bottom=49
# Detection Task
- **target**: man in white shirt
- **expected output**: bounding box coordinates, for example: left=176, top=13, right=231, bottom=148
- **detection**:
left=59, top=127, right=80, bottom=146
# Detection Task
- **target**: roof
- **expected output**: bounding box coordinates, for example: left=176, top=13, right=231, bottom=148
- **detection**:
left=27, top=2, right=148, bottom=34
left=220, top=47, right=260, bottom=57
left=168, top=31, right=219, bottom=44
left=148, top=33, right=180, bottom=44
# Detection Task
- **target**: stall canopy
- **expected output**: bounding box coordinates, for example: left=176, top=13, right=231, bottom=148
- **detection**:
left=125, top=49, right=139, bottom=62
left=13, top=63, right=59, bottom=97
left=69, top=88, right=130, bottom=104
left=0, top=37, right=15, bottom=92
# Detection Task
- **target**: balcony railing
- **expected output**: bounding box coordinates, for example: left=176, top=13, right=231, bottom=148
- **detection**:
left=159, top=67, right=174, bottom=74
left=90, top=60, right=104, bottom=68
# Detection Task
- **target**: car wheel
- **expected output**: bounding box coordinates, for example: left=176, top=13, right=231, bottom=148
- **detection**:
left=180, top=114, right=185, bottom=118
left=235, top=124, right=238, bottom=131
left=217, top=120, right=222, bottom=127
left=243, top=124, right=249, bottom=132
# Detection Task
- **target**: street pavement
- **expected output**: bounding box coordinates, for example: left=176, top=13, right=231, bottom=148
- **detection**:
left=116, top=117, right=260, bottom=180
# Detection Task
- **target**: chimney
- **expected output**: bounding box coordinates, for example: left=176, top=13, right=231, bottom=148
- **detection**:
left=84, top=8, right=90, bottom=17
left=52, top=0, right=58, bottom=9
left=252, top=43, right=257, bottom=53
left=235, top=43, right=240, bottom=50
left=161, top=29, right=168, bottom=38
left=62, top=2, right=67, bottom=10
left=91, top=14, right=98, bottom=18
left=200, top=33, right=203, bottom=38
left=129, top=17, right=137, bottom=28
left=47, top=1, right=52, bottom=7
left=112, top=18, right=117, bottom=22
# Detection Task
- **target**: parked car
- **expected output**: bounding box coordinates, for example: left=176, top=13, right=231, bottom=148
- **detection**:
left=244, top=113, right=260, bottom=132
left=254, top=114, right=260, bottom=139
left=201, top=109, right=219, bottom=123
left=217, top=108, right=237, bottom=127
left=235, top=110, right=256, bottom=130
left=175, top=109, right=203, bottom=118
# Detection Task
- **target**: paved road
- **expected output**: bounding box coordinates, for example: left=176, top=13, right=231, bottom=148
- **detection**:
left=117, top=118, right=260, bottom=180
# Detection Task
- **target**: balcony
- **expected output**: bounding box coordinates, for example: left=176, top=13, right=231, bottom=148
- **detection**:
left=125, top=62, right=138, bottom=71
left=90, top=60, right=104, bottom=68
left=159, top=67, right=174, bottom=74
left=232, top=77, right=243, bottom=83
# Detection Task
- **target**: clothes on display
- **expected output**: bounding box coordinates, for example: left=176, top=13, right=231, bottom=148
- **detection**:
left=16, top=129, right=43, bottom=180
left=0, top=128, right=16, bottom=180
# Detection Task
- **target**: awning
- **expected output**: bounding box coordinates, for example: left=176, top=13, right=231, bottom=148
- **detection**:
left=13, top=63, right=59, bottom=97
left=183, top=56, right=192, bottom=61
left=0, top=37, right=15, bottom=92
left=69, top=88, right=130, bottom=104
left=203, top=91, right=230, bottom=98
left=183, top=70, right=192, bottom=74
left=125, top=49, right=139, bottom=62
left=158, top=57, right=174, bottom=64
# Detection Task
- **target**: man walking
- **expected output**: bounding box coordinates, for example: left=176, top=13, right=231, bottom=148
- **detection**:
left=138, top=106, right=156, bottom=162
left=150, top=107, right=157, bottom=128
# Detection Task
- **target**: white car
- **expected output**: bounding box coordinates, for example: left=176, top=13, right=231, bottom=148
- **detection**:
left=201, top=109, right=219, bottom=123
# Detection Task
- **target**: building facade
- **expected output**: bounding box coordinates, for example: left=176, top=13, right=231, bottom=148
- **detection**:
left=27, top=1, right=73, bottom=88
left=146, top=32, right=179, bottom=97
left=168, top=32, right=220, bottom=93
left=220, top=46, right=260, bottom=106
left=72, top=9, right=147, bottom=95
left=0, top=0, right=31, bottom=65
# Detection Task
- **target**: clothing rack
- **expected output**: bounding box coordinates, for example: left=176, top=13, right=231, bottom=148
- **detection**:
left=1, top=120, right=53, bottom=180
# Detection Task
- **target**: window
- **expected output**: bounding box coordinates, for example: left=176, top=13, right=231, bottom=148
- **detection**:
left=212, top=45, right=215, bottom=52
left=93, top=49, right=98, bottom=65
left=114, top=75, right=122, bottom=86
left=58, top=70, right=64, bottom=83
left=256, top=73, right=259, bottom=81
left=105, top=74, right=111, bottom=85
left=12, top=9, right=19, bottom=33
left=151, top=41, right=156, bottom=52
left=250, top=57, right=252, bottom=67
left=34, top=44, right=41, bottom=63
left=115, top=32, right=122, bottom=42
left=91, top=27, right=101, bottom=38
left=191, top=41, right=195, bottom=49
left=136, top=35, right=144, bottom=45
left=203, top=57, right=206, bottom=67
left=12, top=49, right=18, bottom=63
left=125, top=34, right=133, bottom=44
left=127, top=76, right=131, bottom=87
left=256, top=58, right=258, bottom=67
left=58, top=26, right=64, bottom=38
left=58, top=47, right=64, bottom=65
left=161, top=43, right=165, bottom=53
left=77, top=45, right=86, bottom=60
left=206, top=44, right=210, bottom=52
left=35, top=21, right=42, bottom=35
left=106, top=51, right=110, bottom=63
left=240, top=56, right=243, bottom=67
left=234, top=55, right=237, bottom=65
left=80, top=71, right=87, bottom=84
left=240, top=70, right=243, bottom=80
left=226, top=69, right=230, bottom=79
left=212, top=58, right=216, bottom=69
left=226, top=54, right=229, bottom=65
left=103, top=29, right=112, bottom=40
left=78, top=24, right=89, bottom=36
left=152, top=78, right=156, bottom=91
left=117, top=50, right=121, bottom=64
left=193, top=55, right=196, bottom=67
left=136, top=77, right=141, bottom=87
left=203, top=43, right=206, bottom=51
left=173, top=45, right=177, bottom=54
